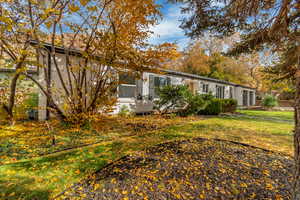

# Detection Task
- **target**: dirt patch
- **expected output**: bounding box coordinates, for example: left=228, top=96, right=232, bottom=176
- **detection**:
left=57, top=138, right=294, bottom=200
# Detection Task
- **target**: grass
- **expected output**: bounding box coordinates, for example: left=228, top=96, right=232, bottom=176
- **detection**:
left=0, top=111, right=295, bottom=199
left=238, top=109, right=294, bottom=121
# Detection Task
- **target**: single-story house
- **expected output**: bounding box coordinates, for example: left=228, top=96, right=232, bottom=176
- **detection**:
left=1, top=42, right=256, bottom=120
left=115, top=68, right=256, bottom=114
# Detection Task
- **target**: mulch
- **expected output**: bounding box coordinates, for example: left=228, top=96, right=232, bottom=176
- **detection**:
left=56, top=138, right=294, bottom=200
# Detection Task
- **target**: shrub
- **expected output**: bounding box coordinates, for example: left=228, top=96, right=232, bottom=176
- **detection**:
left=262, top=95, right=278, bottom=109
left=200, top=92, right=215, bottom=101
left=221, top=99, right=238, bottom=113
left=118, top=105, right=132, bottom=117
left=154, top=85, right=189, bottom=114
left=178, top=93, right=206, bottom=117
left=199, top=98, right=223, bottom=115
left=155, top=85, right=206, bottom=116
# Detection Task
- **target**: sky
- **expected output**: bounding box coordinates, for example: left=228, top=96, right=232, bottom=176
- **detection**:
left=148, top=0, right=191, bottom=50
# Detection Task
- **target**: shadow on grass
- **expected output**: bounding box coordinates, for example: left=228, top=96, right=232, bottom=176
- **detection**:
left=4, top=150, right=79, bottom=171
left=0, top=144, right=114, bottom=200
left=0, top=175, right=51, bottom=200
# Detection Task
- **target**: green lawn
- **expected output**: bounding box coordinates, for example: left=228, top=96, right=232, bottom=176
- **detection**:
left=238, top=109, right=294, bottom=121
left=0, top=111, right=294, bottom=199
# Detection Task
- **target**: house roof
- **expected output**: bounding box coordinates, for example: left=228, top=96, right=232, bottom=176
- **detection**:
left=30, top=40, right=255, bottom=90
left=160, top=68, right=255, bottom=90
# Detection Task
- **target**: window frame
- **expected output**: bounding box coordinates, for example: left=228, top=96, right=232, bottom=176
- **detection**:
left=118, top=73, right=137, bottom=99
left=216, top=85, right=225, bottom=99
left=149, top=75, right=171, bottom=99
left=202, top=83, right=209, bottom=93
left=229, top=87, right=233, bottom=99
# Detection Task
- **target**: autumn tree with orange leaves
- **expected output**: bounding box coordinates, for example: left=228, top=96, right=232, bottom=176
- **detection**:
left=0, top=0, right=178, bottom=123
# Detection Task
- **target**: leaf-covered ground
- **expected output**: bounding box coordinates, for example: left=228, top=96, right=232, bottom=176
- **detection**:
left=57, top=138, right=294, bottom=200
left=0, top=110, right=294, bottom=199
left=0, top=115, right=199, bottom=164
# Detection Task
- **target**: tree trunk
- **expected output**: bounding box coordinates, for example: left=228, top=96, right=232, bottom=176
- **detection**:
left=293, top=68, right=300, bottom=200
left=2, top=72, right=21, bottom=124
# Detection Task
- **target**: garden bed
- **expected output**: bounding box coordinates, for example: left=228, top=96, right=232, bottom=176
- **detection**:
left=58, top=138, right=294, bottom=200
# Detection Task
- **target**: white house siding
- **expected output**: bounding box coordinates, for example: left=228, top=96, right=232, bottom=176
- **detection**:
left=115, top=71, right=256, bottom=114
left=37, top=48, right=256, bottom=120
left=235, top=86, right=256, bottom=107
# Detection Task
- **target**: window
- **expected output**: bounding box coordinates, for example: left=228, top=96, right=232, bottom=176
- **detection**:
left=149, top=75, right=171, bottom=99
left=118, top=73, right=136, bottom=98
left=119, top=74, right=136, bottom=85
left=229, top=87, right=233, bottom=98
left=202, top=83, right=209, bottom=93
left=216, top=85, right=225, bottom=99
left=249, top=91, right=254, bottom=106
left=243, top=90, right=248, bottom=106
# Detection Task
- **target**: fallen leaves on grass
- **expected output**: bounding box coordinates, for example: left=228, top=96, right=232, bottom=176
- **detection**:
left=0, top=115, right=199, bottom=164
left=58, top=138, right=294, bottom=200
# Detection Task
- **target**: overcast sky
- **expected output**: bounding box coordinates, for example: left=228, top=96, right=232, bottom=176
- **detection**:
left=148, top=0, right=191, bottom=50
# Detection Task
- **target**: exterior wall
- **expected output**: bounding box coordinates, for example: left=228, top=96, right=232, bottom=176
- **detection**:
left=38, top=51, right=49, bottom=121
left=235, top=87, right=243, bottom=106
left=38, top=51, right=88, bottom=120
left=235, top=86, right=256, bottom=106
left=37, top=50, right=256, bottom=119
left=115, top=72, right=256, bottom=114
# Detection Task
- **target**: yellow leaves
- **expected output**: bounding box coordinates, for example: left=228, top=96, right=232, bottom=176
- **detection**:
left=0, top=16, right=12, bottom=24
left=240, top=182, right=247, bottom=188
left=68, top=4, right=80, bottom=13
left=45, top=21, right=53, bottom=30
left=206, top=182, right=211, bottom=190
left=122, top=190, right=128, bottom=195
left=8, top=192, right=15, bottom=197
left=275, top=194, right=284, bottom=200
left=79, top=0, right=89, bottom=6
left=111, top=178, right=117, bottom=184
left=265, top=183, right=274, bottom=190
left=263, top=170, right=270, bottom=176
left=87, top=6, right=98, bottom=12
left=93, top=183, right=101, bottom=190
left=199, top=193, right=205, bottom=199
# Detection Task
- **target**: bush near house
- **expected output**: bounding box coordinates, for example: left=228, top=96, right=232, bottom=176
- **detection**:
left=155, top=85, right=237, bottom=116
left=262, top=95, right=278, bottom=109
left=154, top=85, right=188, bottom=114
left=178, top=92, right=206, bottom=117
left=198, top=98, right=223, bottom=115
left=118, top=105, right=132, bottom=117
left=155, top=85, right=207, bottom=116
left=221, top=99, right=238, bottom=113
left=199, top=99, right=237, bottom=115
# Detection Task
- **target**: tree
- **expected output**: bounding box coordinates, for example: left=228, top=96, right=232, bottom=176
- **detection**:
left=0, top=0, right=65, bottom=123
left=171, top=0, right=300, bottom=198
left=174, top=41, right=250, bottom=85
left=1, top=0, right=177, bottom=123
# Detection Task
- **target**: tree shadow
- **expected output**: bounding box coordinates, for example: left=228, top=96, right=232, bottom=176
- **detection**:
left=0, top=175, right=51, bottom=200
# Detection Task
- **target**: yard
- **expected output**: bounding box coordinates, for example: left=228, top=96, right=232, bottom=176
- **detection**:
left=0, top=110, right=294, bottom=199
